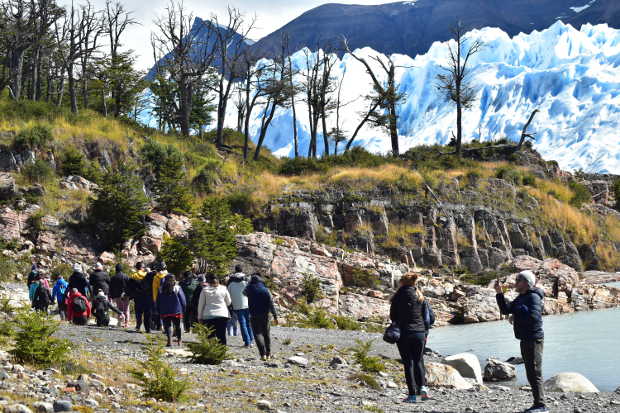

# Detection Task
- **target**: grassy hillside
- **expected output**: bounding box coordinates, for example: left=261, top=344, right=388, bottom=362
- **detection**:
left=0, top=96, right=618, bottom=270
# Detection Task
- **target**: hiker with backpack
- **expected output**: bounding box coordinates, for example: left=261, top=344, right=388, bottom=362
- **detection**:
left=128, top=262, right=151, bottom=333
left=89, top=262, right=111, bottom=297
left=27, top=263, right=41, bottom=288
left=189, top=275, right=206, bottom=327
left=31, top=276, right=52, bottom=313
left=197, top=274, right=232, bottom=345
left=92, top=290, right=125, bottom=327
left=179, top=271, right=199, bottom=333
left=243, top=274, right=278, bottom=361
left=65, top=288, right=91, bottom=325
left=109, top=264, right=130, bottom=328
left=157, top=274, right=187, bottom=347
left=389, top=272, right=430, bottom=404
left=52, top=274, right=69, bottom=320
left=68, top=263, right=91, bottom=298
left=495, top=271, right=548, bottom=413
left=228, top=265, right=254, bottom=347
left=149, top=262, right=168, bottom=332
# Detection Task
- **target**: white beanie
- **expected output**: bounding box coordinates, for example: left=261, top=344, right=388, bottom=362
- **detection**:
left=518, top=270, right=536, bottom=287
left=73, top=263, right=82, bottom=272
left=95, top=262, right=103, bottom=271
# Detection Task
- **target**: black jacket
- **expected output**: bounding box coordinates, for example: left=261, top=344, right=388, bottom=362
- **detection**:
left=109, top=271, right=129, bottom=299
left=243, top=280, right=277, bottom=318
left=92, top=294, right=122, bottom=317
left=390, top=286, right=426, bottom=334
left=89, top=270, right=111, bottom=296
left=32, top=286, right=51, bottom=310
left=190, top=284, right=204, bottom=323
left=68, top=272, right=91, bottom=297
left=496, top=288, right=545, bottom=341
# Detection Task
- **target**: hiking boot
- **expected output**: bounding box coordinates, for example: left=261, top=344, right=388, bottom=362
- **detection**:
left=403, top=395, right=416, bottom=403
left=420, top=386, right=430, bottom=401
left=260, top=355, right=267, bottom=361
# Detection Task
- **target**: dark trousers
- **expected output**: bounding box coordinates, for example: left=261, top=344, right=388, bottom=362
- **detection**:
left=250, top=313, right=271, bottom=357
left=73, top=316, right=87, bottom=326
left=162, top=316, right=182, bottom=343
left=521, top=339, right=545, bottom=407
left=135, top=299, right=152, bottom=333
left=151, top=305, right=161, bottom=330
left=183, top=308, right=192, bottom=333
left=203, top=318, right=229, bottom=345
left=396, top=331, right=427, bottom=396
left=95, top=311, right=110, bottom=327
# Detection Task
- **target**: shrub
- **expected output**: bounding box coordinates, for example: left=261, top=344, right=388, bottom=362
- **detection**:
left=522, top=173, right=536, bottom=186
left=495, top=166, right=523, bottom=185
left=301, top=274, right=322, bottom=304
left=303, top=308, right=335, bottom=329
left=343, top=267, right=380, bottom=289
left=129, top=336, right=190, bottom=402
left=21, top=160, right=54, bottom=184
left=192, top=159, right=222, bottom=194
left=89, top=167, right=150, bottom=251
left=187, top=323, right=230, bottom=365
left=158, top=236, right=193, bottom=276
left=10, top=310, right=71, bottom=367
left=352, top=339, right=385, bottom=373
left=59, top=147, right=86, bottom=177
left=279, top=157, right=328, bottom=176
left=614, top=179, right=620, bottom=211
left=13, top=125, right=53, bottom=151
left=225, top=191, right=254, bottom=217
left=568, top=181, right=592, bottom=208
left=0, top=253, right=31, bottom=283
left=334, top=315, right=361, bottom=331
left=349, top=372, right=381, bottom=390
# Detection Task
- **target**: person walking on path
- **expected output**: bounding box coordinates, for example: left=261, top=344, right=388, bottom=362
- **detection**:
left=52, top=274, right=69, bottom=320
left=179, top=271, right=199, bottom=333
left=243, top=274, right=278, bottom=361
left=227, top=265, right=253, bottom=347
left=190, top=275, right=206, bottom=326
left=390, top=272, right=430, bottom=404
left=128, top=262, right=151, bottom=333
left=89, top=262, right=111, bottom=297
left=65, top=288, right=91, bottom=325
left=31, top=276, right=52, bottom=314
left=197, top=274, right=231, bottom=345
left=148, top=262, right=168, bottom=332
left=68, top=263, right=91, bottom=298
left=92, top=291, right=125, bottom=327
left=109, top=264, right=130, bottom=328
left=495, top=271, right=548, bottom=413
left=27, top=263, right=41, bottom=288
left=157, top=274, right=186, bottom=347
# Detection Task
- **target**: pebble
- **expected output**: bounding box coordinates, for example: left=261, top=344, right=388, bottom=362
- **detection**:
left=256, top=399, right=273, bottom=410
left=286, top=356, right=309, bottom=367
left=52, top=400, right=72, bottom=412
left=32, top=402, right=53, bottom=413
left=5, top=404, right=32, bottom=413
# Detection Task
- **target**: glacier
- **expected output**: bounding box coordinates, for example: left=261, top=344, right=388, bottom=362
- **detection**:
left=227, top=21, right=620, bottom=174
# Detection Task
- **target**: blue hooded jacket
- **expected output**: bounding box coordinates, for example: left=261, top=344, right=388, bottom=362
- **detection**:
left=243, top=276, right=277, bottom=317
left=496, top=287, right=545, bottom=341
left=157, top=276, right=187, bottom=316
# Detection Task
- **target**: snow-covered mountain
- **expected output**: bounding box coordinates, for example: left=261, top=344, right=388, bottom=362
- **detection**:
left=233, top=22, right=620, bottom=174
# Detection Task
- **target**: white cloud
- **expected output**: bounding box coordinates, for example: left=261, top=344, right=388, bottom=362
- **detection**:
left=57, top=0, right=390, bottom=70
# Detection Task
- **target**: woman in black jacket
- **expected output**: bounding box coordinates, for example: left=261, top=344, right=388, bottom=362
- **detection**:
left=390, top=272, right=429, bottom=403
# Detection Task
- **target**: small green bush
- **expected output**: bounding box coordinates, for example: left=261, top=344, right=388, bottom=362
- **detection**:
left=569, top=181, right=592, bottom=208
left=301, top=274, right=322, bottom=304
left=192, top=159, right=222, bottom=194
left=13, top=125, right=53, bottom=151
left=129, top=336, right=190, bottom=402
left=495, top=167, right=523, bottom=185
left=158, top=236, right=194, bottom=276
left=352, top=339, right=385, bottom=373
left=334, top=315, right=361, bottom=331
left=21, top=160, right=54, bottom=184
left=349, top=372, right=381, bottom=390
left=522, top=173, right=536, bottom=186
left=187, top=323, right=230, bottom=365
left=343, top=267, right=379, bottom=289
left=59, top=147, right=86, bottom=177
left=0, top=253, right=31, bottom=282
left=10, top=310, right=72, bottom=367
left=279, top=157, right=328, bottom=176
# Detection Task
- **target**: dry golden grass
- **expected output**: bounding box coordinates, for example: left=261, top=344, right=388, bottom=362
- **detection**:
left=596, top=242, right=620, bottom=271
left=534, top=179, right=574, bottom=203
left=604, top=215, right=620, bottom=243
left=527, top=187, right=597, bottom=244
left=327, top=165, right=423, bottom=189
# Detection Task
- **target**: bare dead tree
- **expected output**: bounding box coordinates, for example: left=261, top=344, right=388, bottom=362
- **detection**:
left=104, top=0, right=137, bottom=117
left=151, top=0, right=216, bottom=137
left=282, top=33, right=300, bottom=158
left=30, top=0, right=64, bottom=101
left=77, top=2, right=102, bottom=110
left=210, top=7, right=256, bottom=148
left=318, top=48, right=338, bottom=156
left=300, top=47, right=321, bottom=158
left=518, top=109, right=539, bottom=149
left=343, top=37, right=405, bottom=156
left=436, top=21, right=483, bottom=157
left=239, top=51, right=268, bottom=161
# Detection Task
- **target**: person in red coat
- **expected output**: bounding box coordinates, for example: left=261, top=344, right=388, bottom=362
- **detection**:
left=65, top=288, right=91, bottom=325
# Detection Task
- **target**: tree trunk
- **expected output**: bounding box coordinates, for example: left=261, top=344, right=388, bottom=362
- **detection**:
left=68, top=60, right=78, bottom=113
left=178, top=80, right=191, bottom=137
left=321, top=110, right=329, bottom=157
left=291, top=92, right=298, bottom=158
left=389, top=103, right=399, bottom=156
left=254, top=100, right=277, bottom=161
left=455, top=100, right=462, bottom=157
left=8, top=50, right=25, bottom=100
left=32, top=47, right=41, bottom=101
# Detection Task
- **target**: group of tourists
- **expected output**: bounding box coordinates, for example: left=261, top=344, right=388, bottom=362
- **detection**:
left=389, top=270, right=548, bottom=413
left=26, top=261, right=279, bottom=359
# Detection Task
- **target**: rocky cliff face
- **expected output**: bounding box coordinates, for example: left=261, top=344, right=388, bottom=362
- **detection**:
left=255, top=182, right=590, bottom=274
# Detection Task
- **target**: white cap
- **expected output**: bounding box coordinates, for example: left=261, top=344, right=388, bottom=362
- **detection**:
left=517, top=270, right=536, bottom=287
left=95, top=262, right=103, bottom=271
left=73, top=263, right=82, bottom=272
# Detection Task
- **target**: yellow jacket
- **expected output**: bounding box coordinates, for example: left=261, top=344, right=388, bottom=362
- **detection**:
left=152, top=271, right=168, bottom=303
left=130, top=270, right=147, bottom=281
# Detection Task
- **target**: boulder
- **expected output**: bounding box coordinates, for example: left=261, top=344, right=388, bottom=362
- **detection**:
left=544, top=372, right=599, bottom=393
left=286, top=356, right=309, bottom=367
left=425, top=361, right=473, bottom=390
left=483, top=358, right=516, bottom=382
left=4, top=405, right=32, bottom=413
left=443, top=352, right=483, bottom=384
left=0, top=173, right=17, bottom=200
left=60, top=175, right=99, bottom=192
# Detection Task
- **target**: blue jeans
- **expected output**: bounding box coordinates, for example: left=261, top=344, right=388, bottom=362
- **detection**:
left=234, top=309, right=254, bottom=345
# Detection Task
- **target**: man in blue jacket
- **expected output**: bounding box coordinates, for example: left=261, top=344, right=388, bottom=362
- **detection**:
left=495, top=270, right=548, bottom=413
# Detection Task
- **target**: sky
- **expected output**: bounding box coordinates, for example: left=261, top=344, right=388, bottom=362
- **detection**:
left=58, top=0, right=392, bottom=70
